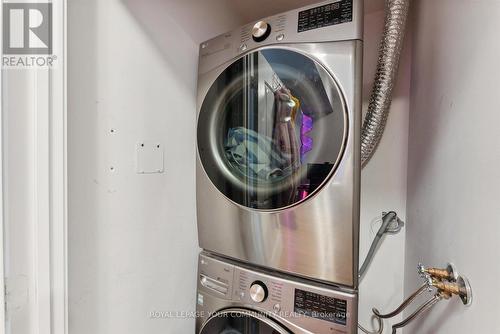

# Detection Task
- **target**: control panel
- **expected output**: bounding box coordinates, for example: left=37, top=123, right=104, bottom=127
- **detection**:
left=197, top=253, right=358, bottom=333
left=298, top=0, right=353, bottom=33
left=294, top=289, right=347, bottom=326
left=197, top=0, right=363, bottom=75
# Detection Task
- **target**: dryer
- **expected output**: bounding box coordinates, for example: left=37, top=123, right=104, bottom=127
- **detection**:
left=196, top=252, right=358, bottom=334
left=196, top=0, right=363, bottom=287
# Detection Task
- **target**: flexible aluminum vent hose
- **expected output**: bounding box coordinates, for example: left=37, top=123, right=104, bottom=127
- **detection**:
left=361, top=0, right=411, bottom=167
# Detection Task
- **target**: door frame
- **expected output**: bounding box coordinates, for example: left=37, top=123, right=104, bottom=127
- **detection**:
left=0, top=1, right=68, bottom=333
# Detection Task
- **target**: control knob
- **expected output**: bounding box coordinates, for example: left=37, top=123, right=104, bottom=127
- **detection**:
left=252, top=21, right=271, bottom=42
left=249, top=281, right=268, bottom=303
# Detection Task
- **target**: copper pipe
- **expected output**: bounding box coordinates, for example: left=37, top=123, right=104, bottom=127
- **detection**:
left=433, top=281, right=461, bottom=295
left=418, top=263, right=458, bottom=282
left=373, top=284, right=428, bottom=319
left=426, top=268, right=452, bottom=280
left=433, top=276, right=473, bottom=306
left=391, top=294, right=443, bottom=333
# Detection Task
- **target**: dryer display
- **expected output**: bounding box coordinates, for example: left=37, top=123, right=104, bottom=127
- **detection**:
left=298, top=0, right=353, bottom=33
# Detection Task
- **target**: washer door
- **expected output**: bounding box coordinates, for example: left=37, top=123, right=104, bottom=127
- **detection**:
left=198, top=48, right=347, bottom=210
left=199, top=309, right=290, bottom=334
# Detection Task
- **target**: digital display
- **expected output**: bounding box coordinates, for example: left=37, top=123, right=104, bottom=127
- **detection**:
left=298, top=0, right=353, bottom=33
left=294, top=289, right=347, bottom=326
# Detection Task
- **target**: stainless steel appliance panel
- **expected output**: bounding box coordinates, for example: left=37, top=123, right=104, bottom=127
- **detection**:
left=196, top=40, right=362, bottom=287
left=196, top=253, right=358, bottom=334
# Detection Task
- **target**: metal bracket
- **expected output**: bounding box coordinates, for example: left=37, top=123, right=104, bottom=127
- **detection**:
left=457, top=276, right=473, bottom=306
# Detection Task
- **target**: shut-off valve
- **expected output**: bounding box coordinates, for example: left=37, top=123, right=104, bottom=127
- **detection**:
left=367, top=263, right=472, bottom=334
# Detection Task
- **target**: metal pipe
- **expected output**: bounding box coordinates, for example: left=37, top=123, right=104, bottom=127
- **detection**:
left=361, top=0, right=411, bottom=167
left=373, top=284, right=428, bottom=319
left=359, top=211, right=403, bottom=280
left=357, top=316, right=383, bottom=334
left=391, top=294, right=443, bottom=333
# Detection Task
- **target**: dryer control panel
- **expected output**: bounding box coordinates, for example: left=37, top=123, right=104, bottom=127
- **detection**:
left=197, top=253, right=358, bottom=334
left=298, top=0, right=353, bottom=32
left=197, top=0, right=363, bottom=75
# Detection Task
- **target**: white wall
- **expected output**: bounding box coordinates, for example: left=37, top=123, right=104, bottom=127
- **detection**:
left=357, top=9, right=411, bottom=333
left=404, top=1, right=500, bottom=332
left=68, top=0, right=200, bottom=333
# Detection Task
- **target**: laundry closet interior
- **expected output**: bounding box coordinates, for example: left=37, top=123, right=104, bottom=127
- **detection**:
left=56, top=0, right=500, bottom=333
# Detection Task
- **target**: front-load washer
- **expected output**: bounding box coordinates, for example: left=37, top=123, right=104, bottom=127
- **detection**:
left=196, top=0, right=363, bottom=287
left=196, top=252, right=358, bottom=334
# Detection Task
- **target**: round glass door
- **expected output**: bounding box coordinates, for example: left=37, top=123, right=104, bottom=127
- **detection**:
left=199, top=309, right=289, bottom=334
left=197, top=48, right=347, bottom=210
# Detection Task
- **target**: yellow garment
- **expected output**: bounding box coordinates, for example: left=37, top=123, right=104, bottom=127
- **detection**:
left=290, top=95, right=300, bottom=123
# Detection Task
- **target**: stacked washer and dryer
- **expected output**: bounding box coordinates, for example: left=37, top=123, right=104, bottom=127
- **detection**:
left=195, top=1, right=363, bottom=333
